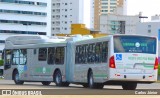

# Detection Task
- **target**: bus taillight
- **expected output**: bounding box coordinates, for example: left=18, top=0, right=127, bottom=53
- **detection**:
left=109, top=56, right=116, bottom=68
left=154, top=57, right=159, bottom=70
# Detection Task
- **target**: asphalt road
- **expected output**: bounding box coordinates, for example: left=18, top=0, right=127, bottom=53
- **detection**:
left=0, top=80, right=160, bottom=95
left=0, top=80, right=160, bottom=98
left=0, top=80, right=160, bottom=89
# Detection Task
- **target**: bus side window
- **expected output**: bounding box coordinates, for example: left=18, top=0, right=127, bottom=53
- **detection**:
left=81, top=45, right=85, bottom=64
left=79, top=46, right=82, bottom=64
left=12, top=49, right=20, bottom=65
left=88, top=44, right=92, bottom=63
left=38, top=48, right=47, bottom=61
left=55, top=47, right=64, bottom=64
left=19, top=49, right=27, bottom=65
left=95, top=42, right=102, bottom=63
left=102, top=42, right=108, bottom=62
left=48, top=47, right=55, bottom=65
left=91, top=44, right=95, bottom=63
left=84, top=44, right=88, bottom=64
left=75, top=46, right=79, bottom=64
left=5, top=50, right=12, bottom=65
left=88, top=44, right=95, bottom=63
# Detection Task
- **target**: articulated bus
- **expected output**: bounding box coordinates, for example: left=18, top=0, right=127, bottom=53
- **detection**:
left=3, top=34, right=158, bottom=90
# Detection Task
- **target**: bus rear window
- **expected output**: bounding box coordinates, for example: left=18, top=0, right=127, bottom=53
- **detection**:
left=114, top=36, right=157, bottom=54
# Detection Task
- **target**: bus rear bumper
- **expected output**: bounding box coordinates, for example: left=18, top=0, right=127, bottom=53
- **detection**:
left=108, top=74, right=157, bottom=83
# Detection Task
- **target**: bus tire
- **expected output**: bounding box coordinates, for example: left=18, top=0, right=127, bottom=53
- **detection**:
left=42, top=81, right=51, bottom=86
left=13, top=70, right=24, bottom=85
left=82, top=84, right=89, bottom=88
left=62, top=82, right=70, bottom=87
left=95, top=83, right=104, bottom=89
left=88, top=71, right=96, bottom=89
left=54, top=70, right=62, bottom=86
left=122, top=83, right=137, bottom=90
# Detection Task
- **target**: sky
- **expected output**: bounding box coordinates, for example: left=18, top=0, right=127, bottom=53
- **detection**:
left=127, top=0, right=160, bottom=21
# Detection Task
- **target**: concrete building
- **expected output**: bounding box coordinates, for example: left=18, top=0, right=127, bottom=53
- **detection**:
left=136, top=20, right=160, bottom=56
left=51, top=0, right=94, bottom=35
left=151, top=15, right=160, bottom=21
left=136, top=21, right=160, bottom=37
left=0, top=0, right=51, bottom=56
left=94, top=0, right=127, bottom=30
left=101, top=0, right=127, bottom=15
left=100, top=14, right=140, bottom=34
left=136, top=20, right=160, bottom=60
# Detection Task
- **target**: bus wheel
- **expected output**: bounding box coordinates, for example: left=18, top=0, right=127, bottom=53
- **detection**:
left=42, top=81, right=51, bottom=86
left=62, top=82, right=70, bottom=87
left=82, top=84, right=89, bottom=88
left=88, top=71, right=96, bottom=88
left=122, top=83, right=137, bottom=90
left=13, top=70, right=24, bottom=85
left=95, top=83, right=104, bottom=89
left=54, top=71, right=62, bottom=86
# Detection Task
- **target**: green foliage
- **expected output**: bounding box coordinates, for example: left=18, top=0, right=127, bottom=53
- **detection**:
left=0, top=60, right=3, bottom=66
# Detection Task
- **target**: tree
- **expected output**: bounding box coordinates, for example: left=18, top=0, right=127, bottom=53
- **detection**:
left=0, top=60, right=3, bottom=66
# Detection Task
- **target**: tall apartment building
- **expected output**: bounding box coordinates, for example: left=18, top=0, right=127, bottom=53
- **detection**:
left=0, top=0, right=50, bottom=54
left=94, top=0, right=127, bottom=30
left=51, top=0, right=94, bottom=35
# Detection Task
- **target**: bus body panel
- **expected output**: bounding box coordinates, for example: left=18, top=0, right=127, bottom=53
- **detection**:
left=109, top=35, right=158, bottom=82
left=67, top=36, right=111, bottom=83
left=4, top=35, right=68, bottom=82
left=3, top=34, right=158, bottom=87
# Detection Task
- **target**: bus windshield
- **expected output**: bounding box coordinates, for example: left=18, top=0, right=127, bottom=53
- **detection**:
left=114, top=36, right=157, bottom=54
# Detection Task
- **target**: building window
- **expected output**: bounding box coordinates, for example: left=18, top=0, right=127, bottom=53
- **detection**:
left=0, top=9, right=47, bottom=16
left=65, top=9, right=67, bottom=11
left=38, top=48, right=47, bottom=61
left=0, top=19, right=47, bottom=26
left=65, top=3, right=67, bottom=5
left=148, top=25, right=151, bottom=28
left=0, top=30, right=46, bottom=35
left=0, top=0, right=47, bottom=7
left=148, top=30, right=151, bottom=33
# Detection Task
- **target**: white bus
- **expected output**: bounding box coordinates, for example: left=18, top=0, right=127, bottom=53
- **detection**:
left=65, top=34, right=158, bottom=90
left=4, top=35, right=70, bottom=86
left=3, top=34, right=158, bottom=90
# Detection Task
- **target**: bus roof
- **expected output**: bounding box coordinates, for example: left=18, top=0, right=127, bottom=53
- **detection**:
left=112, top=34, right=157, bottom=38
left=5, top=35, right=68, bottom=45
